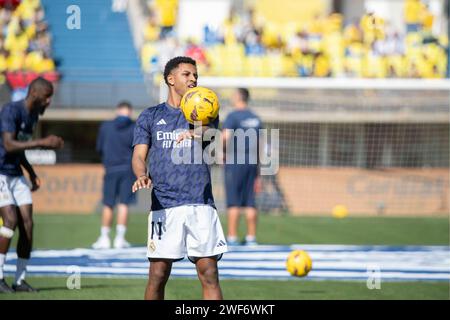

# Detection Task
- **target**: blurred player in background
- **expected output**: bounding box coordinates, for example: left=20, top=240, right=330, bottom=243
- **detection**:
left=0, top=77, right=64, bottom=293
left=132, top=56, right=227, bottom=300
left=92, top=101, right=136, bottom=249
left=222, top=88, right=263, bottom=246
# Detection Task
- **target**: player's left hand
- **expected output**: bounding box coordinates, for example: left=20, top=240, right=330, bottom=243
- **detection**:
left=132, top=175, right=152, bottom=192
left=30, top=176, right=41, bottom=192
left=176, top=130, right=201, bottom=144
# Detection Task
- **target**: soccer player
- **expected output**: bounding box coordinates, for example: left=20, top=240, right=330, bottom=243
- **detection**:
left=92, top=101, right=136, bottom=249
left=222, top=88, right=263, bottom=246
left=0, top=77, right=64, bottom=293
left=132, top=56, right=227, bottom=300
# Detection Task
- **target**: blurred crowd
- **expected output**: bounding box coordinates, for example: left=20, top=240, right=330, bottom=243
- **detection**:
left=141, top=0, right=448, bottom=78
left=0, top=0, right=57, bottom=98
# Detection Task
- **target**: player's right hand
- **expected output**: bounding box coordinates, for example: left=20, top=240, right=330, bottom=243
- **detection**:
left=30, top=176, right=41, bottom=192
left=40, top=135, right=64, bottom=149
left=132, top=175, right=152, bottom=192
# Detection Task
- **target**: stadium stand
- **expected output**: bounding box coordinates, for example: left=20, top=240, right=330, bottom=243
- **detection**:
left=0, top=0, right=58, bottom=100
left=140, top=0, right=448, bottom=78
left=34, top=0, right=151, bottom=110
left=40, top=0, right=142, bottom=83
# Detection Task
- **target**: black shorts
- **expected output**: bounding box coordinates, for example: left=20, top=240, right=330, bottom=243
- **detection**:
left=224, top=164, right=258, bottom=208
left=102, top=170, right=136, bottom=207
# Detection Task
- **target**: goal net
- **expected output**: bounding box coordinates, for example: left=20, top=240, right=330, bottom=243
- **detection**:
left=160, top=78, right=450, bottom=216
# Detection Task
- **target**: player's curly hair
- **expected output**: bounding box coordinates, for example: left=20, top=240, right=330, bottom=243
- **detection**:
left=163, top=56, right=197, bottom=85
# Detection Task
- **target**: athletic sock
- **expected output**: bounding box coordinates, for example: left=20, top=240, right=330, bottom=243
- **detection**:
left=227, top=236, right=237, bottom=242
left=116, top=225, right=127, bottom=240
left=245, top=235, right=256, bottom=242
left=15, top=258, right=28, bottom=285
left=100, top=226, right=110, bottom=238
left=0, top=253, right=5, bottom=279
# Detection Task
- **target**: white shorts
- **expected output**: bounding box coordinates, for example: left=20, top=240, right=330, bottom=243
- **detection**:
left=147, top=205, right=228, bottom=261
left=0, top=174, right=33, bottom=208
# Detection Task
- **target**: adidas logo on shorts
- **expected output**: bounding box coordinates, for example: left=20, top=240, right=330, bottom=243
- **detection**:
left=156, top=119, right=167, bottom=125
left=216, top=240, right=226, bottom=248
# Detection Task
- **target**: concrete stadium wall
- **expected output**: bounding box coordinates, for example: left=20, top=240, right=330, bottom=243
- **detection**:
left=31, top=164, right=448, bottom=217
left=278, top=167, right=449, bottom=216
left=31, top=164, right=150, bottom=214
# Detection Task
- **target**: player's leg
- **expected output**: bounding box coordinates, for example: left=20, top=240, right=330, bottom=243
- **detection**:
left=245, top=207, right=258, bottom=241
left=226, top=206, right=240, bottom=243
left=101, top=205, right=114, bottom=228
left=145, top=259, right=173, bottom=300
left=116, top=204, right=128, bottom=227
left=114, top=171, right=136, bottom=248
left=146, top=207, right=186, bottom=300
left=186, top=205, right=227, bottom=300
left=195, top=256, right=223, bottom=300
left=0, top=206, right=18, bottom=256
left=114, top=204, right=129, bottom=248
left=11, top=176, right=36, bottom=292
left=14, top=204, right=37, bottom=292
left=92, top=172, right=117, bottom=249
left=224, top=166, right=242, bottom=245
left=0, top=205, right=18, bottom=293
left=92, top=205, right=114, bottom=249
left=243, top=165, right=259, bottom=245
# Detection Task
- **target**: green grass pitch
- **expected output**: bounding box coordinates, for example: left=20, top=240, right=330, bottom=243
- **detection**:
left=1, top=214, right=449, bottom=300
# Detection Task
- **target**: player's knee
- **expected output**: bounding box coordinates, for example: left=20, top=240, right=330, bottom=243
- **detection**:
left=0, top=226, right=14, bottom=239
left=149, top=267, right=170, bottom=283
left=198, top=267, right=219, bottom=287
left=1, top=214, right=18, bottom=230
left=22, top=218, right=34, bottom=233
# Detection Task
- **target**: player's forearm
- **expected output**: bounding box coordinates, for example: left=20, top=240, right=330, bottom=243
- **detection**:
left=132, top=154, right=147, bottom=178
left=19, top=152, right=37, bottom=178
left=3, top=138, right=42, bottom=153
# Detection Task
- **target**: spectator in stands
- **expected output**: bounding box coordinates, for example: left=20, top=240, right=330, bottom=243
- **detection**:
left=244, top=29, right=265, bottom=56
left=150, top=0, right=178, bottom=39
left=185, top=39, right=208, bottom=67
left=222, top=88, right=263, bottom=246
left=405, top=0, right=423, bottom=33
left=144, top=14, right=160, bottom=42
left=1, top=0, right=57, bottom=97
left=92, top=101, right=136, bottom=250
left=287, top=30, right=310, bottom=56
left=139, top=1, right=448, bottom=79
left=313, top=52, right=331, bottom=77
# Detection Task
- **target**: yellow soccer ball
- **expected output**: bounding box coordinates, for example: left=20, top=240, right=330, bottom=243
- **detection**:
left=332, top=204, right=348, bottom=219
left=180, top=87, right=220, bottom=125
left=286, top=250, right=312, bottom=277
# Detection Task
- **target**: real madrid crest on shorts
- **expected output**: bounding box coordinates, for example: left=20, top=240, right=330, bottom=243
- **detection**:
left=148, top=240, right=156, bottom=253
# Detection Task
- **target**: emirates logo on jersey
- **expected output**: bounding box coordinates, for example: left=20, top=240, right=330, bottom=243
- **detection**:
left=156, top=130, right=192, bottom=149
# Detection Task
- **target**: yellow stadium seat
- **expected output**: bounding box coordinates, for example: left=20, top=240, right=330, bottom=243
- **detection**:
left=345, top=56, right=364, bottom=77
left=244, top=56, right=265, bottom=77
left=0, top=54, right=7, bottom=72
left=4, top=33, right=29, bottom=54
left=154, top=0, right=178, bottom=28
left=24, top=51, right=43, bottom=72
left=386, top=54, right=406, bottom=78
left=264, top=54, right=284, bottom=77
left=364, top=53, right=387, bottom=78
left=141, top=43, right=158, bottom=72
left=6, top=53, right=25, bottom=71
left=36, top=58, right=55, bottom=73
